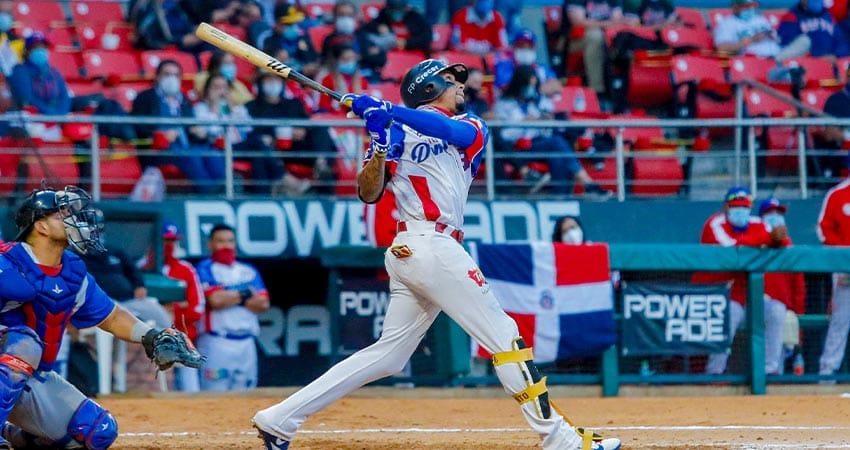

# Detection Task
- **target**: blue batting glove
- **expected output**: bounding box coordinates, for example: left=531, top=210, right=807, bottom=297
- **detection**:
left=340, top=93, right=359, bottom=112
left=365, top=108, right=391, bottom=155
left=351, top=95, right=390, bottom=117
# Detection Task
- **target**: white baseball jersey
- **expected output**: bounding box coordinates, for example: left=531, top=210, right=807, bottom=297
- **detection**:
left=195, top=259, right=267, bottom=337
left=375, top=105, right=487, bottom=229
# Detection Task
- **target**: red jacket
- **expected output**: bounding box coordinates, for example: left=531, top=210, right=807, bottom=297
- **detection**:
left=692, top=212, right=787, bottom=305
left=817, top=179, right=850, bottom=246
left=450, top=7, right=508, bottom=53
left=163, top=258, right=205, bottom=341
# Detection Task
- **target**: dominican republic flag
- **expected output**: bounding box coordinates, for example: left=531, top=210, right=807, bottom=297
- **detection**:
left=473, top=243, right=617, bottom=363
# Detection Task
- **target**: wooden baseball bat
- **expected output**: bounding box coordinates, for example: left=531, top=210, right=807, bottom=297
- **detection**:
left=194, top=22, right=345, bottom=102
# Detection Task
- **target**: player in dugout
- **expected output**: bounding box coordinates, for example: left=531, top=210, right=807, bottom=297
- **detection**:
left=251, top=59, right=621, bottom=450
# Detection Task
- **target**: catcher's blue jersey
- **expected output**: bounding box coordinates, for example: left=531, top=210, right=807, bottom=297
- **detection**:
left=0, top=243, right=116, bottom=371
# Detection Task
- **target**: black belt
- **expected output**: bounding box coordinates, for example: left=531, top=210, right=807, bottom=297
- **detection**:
left=208, top=331, right=254, bottom=340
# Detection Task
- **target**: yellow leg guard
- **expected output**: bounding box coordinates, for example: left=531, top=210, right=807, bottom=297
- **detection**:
left=511, top=376, right=548, bottom=405
left=492, top=339, right=552, bottom=419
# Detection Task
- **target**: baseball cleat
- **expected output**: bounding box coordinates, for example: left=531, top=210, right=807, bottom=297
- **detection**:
left=252, top=422, right=289, bottom=450
left=592, top=437, right=622, bottom=449
left=0, top=436, right=9, bottom=450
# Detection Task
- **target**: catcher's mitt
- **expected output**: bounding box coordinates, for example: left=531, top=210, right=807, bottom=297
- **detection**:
left=141, top=328, right=205, bottom=371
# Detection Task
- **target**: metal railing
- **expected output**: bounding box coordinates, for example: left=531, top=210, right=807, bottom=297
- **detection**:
left=1, top=111, right=849, bottom=201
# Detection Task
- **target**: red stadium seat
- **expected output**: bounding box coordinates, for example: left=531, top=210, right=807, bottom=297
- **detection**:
left=728, top=56, right=776, bottom=84
left=76, top=23, right=105, bottom=50
left=368, top=82, right=402, bottom=104
left=14, top=0, right=67, bottom=26
left=212, top=22, right=245, bottom=42
left=553, top=86, right=602, bottom=116
left=837, top=56, right=850, bottom=83
left=381, top=50, right=424, bottom=81
left=431, top=23, right=451, bottom=52
left=305, top=3, right=334, bottom=20
left=579, top=157, right=617, bottom=193
left=543, top=6, right=562, bottom=32
left=660, top=27, right=713, bottom=50
left=48, top=25, right=78, bottom=52
left=105, top=82, right=149, bottom=112
left=98, top=146, right=142, bottom=197
left=103, top=21, right=136, bottom=50
left=307, top=24, right=333, bottom=52
left=801, top=88, right=833, bottom=111
left=627, top=52, right=674, bottom=108
left=67, top=80, right=104, bottom=98
left=675, top=7, right=707, bottom=30
left=50, top=51, right=84, bottom=80
left=0, top=138, right=21, bottom=195
left=671, top=55, right=735, bottom=120
left=630, top=157, right=683, bottom=196
left=140, top=50, right=198, bottom=77
left=744, top=87, right=795, bottom=117
left=604, top=26, right=656, bottom=46
left=70, top=1, right=125, bottom=24
left=434, top=50, right=486, bottom=72
left=23, top=142, right=80, bottom=192
left=361, top=2, right=383, bottom=21
left=83, top=49, right=142, bottom=80
left=784, top=56, right=838, bottom=88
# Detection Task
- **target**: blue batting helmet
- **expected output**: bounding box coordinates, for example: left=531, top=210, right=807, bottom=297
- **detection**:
left=400, top=59, right=469, bottom=108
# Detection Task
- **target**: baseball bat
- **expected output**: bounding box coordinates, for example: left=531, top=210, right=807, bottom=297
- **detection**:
left=194, top=22, right=345, bottom=102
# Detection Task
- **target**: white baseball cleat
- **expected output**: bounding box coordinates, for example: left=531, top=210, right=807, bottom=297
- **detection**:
left=592, top=437, right=622, bottom=449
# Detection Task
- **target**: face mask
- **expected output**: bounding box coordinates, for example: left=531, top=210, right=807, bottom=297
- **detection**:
left=211, top=247, right=236, bottom=265
left=335, top=16, right=356, bottom=34
left=29, top=47, right=49, bottom=67
left=219, top=63, right=237, bottom=81
left=807, top=0, right=824, bottom=13
left=727, top=207, right=751, bottom=229
left=389, top=10, right=405, bottom=22
left=262, top=80, right=283, bottom=98
left=474, top=0, right=493, bottom=17
left=561, top=228, right=584, bottom=244
left=514, top=48, right=537, bottom=66
left=159, top=75, right=181, bottom=96
left=738, top=8, right=757, bottom=20
left=0, top=13, right=14, bottom=33
left=762, top=212, right=786, bottom=228
left=283, top=24, right=300, bottom=40
left=338, top=60, right=357, bottom=74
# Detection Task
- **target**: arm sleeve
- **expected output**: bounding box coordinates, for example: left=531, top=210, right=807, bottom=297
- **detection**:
left=70, top=275, right=118, bottom=329
left=130, top=90, right=157, bottom=138
left=7, top=65, right=31, bottom=109
left=248, top=265, right=269, bottom=296
left=390, top=105, right=478, bottom=148
left=834, top=22, right=850, bottom=57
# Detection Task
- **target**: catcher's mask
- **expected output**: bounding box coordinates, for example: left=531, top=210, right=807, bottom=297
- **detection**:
left=14, top=185, right=105, bottom=254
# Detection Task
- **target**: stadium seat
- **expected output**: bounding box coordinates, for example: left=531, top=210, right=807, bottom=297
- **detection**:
left=106, top=82, right=149, bottom=112
left=212, top=22, right=245, bottom=42
left=14, top=0, right=67, bottom=26
left=784, top=56, right=838, bottom=88
left=431, top=23, right=451, bottom=53
left=305, top=3, right=334, bottom=21
left=361, top=1, right=383, bottom=21
left=670, top=55, right=735, bottom=120
left=608, top=112, right=665, bottom=145
left=368, top=82, right=402, bottom=104
left=381, top=50, right=424, bottom=81
left=801, top=88, right=833, bottom=111
left=50, top=51, right=84, bottom=80
left=70, top=1, right=126, bottom=24
left=67, top=80, right=104, bottom=98
left=553, top=86, right=602, bottom=116
left=48, top=25, right=78, bottom=52
left=83, top=49, right=142, bottom=80
left=837, top=56, right=850, bottom=83
left=728, top=56, right=776, bottom=84
left=744, top=87, right=795, bottom=117
left=543, top=5, right=562, bottom=33
left=675, top=7, right=707, bottom=30
left=579, top=157, right=617, bottom=193
left=0, top=138, right=21, bottom=195
left=103, top=21, right=136, bottom=50
left=660, top=26, right=713, bottom=50
left=630, top=156, right=683, bottom=196
left=77, top=23, right=105, bottom=50
left=307, top=24, right=333, bottom=52
left=23, top=142, right=80, bottom=192
left=604, top=26, right=656, bottom=46
left=140, top=50, right=198, bottom=77
left=98, top=146, right=142, bottom=197
left=434, top=50, right=486, bottom=72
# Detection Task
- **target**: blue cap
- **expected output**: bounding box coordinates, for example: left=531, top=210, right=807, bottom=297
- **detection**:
left=758, top=197, right=787, bottom=215
left=25, top=32, right=51, bottom=51
left=512, top=28, right=536, bottom=45
left=162, top=220, right=181, bottom=239
left=724, top=186, right=753, bottom=207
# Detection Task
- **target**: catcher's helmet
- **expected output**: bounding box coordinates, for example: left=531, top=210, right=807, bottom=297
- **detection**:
left=400, top=59, right=469, bottom=108
left=14, top=185, right=104, bottom=254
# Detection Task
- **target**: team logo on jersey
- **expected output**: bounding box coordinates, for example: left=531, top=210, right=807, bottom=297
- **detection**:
left=410, top=141, right=448, bottom=163
left=468, top=268, right=486, bottom=287
left=390, top=244, right=413, bottom=258
left=52, top=284, right=63, bottom=295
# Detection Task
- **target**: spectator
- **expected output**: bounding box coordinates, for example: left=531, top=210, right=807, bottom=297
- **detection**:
left=131, top=59, right=225, bottom=194
left=195, top=50, right=254, bottom=106
left=552, top=215, right=586, bottom=244
left=495, top=0, right=524, bottom=37
left=236, top=0, right=269, bottom=47
left=758, top=198, right=806, bottom=374
left=561, top=0, right=636, bottom=103
left=450, top=0, right=509, bottom=56
left=493, top=29, right=562, bottom=97
left=196, top=223, right=270, bottom=391
left=182, top=0, right=242, bottom=25
left=0, top=0, right=23, bottom=77
left=257, top=4, right=320, bottom=79
left=75, top=236, right=173, bottom=330
left=360, top=0, right=432, bottom=80
left=131, top=0, right=207, bottom=52
left=160, top=221, right=205, bottom=392
left=692, top=187, right=789, bottom=374
left=8, top=32, right=70, bottom=116
left=463, top=67, right=494, bottom=118
left=247, top=69, right=334, bottom=195
left=269, top=47, right=319, bottom=112
left=811, top=77, right=850, bottom=186
left=320, top=0, right=362, bottom=65
left=425, top=0, right=466, bottom=26
left=817, top=177, right=850, bottom=381
left=714, top=0, right=811, bottom=61
left=778, top=0, right=848, bottom=61
left=318, top=42, right=368, bottom=114
left=493, top=65, right=609, bottom=196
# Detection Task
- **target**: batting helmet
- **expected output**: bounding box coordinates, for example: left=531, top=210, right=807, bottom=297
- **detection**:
left=14, top=186, right=104, bottom=254
left=400, top=59, right=469, bottom=108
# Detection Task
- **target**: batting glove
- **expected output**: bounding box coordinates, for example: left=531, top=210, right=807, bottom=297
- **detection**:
left=346, top=94, right=392, bottom=118
left=365, top=108, right=391, bottom=156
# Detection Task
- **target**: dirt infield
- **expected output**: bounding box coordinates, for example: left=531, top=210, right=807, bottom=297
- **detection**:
left=101, top=386, right=850, bottom=449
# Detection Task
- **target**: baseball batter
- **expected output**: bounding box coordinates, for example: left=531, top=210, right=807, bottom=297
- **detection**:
left=196, top=223, right=270, bottom=391
left=817, top=178, right=850, bottom=378
left=252, top=59, right=621, bottom=450
left=0, top=186, right=199, bottom=449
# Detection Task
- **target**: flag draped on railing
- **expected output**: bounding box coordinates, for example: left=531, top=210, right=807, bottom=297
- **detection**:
left=473, top=242, right=617, bottom=363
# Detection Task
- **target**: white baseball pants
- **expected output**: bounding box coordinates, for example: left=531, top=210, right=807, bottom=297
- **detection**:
left=706, top=297, right=787, bottom=374
left=819, top=274, right=850, bottom=375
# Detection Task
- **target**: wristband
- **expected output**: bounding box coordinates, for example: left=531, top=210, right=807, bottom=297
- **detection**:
left=131, top=321, right=155, bottom=343
left=238, top=288, right=252, bottom=306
